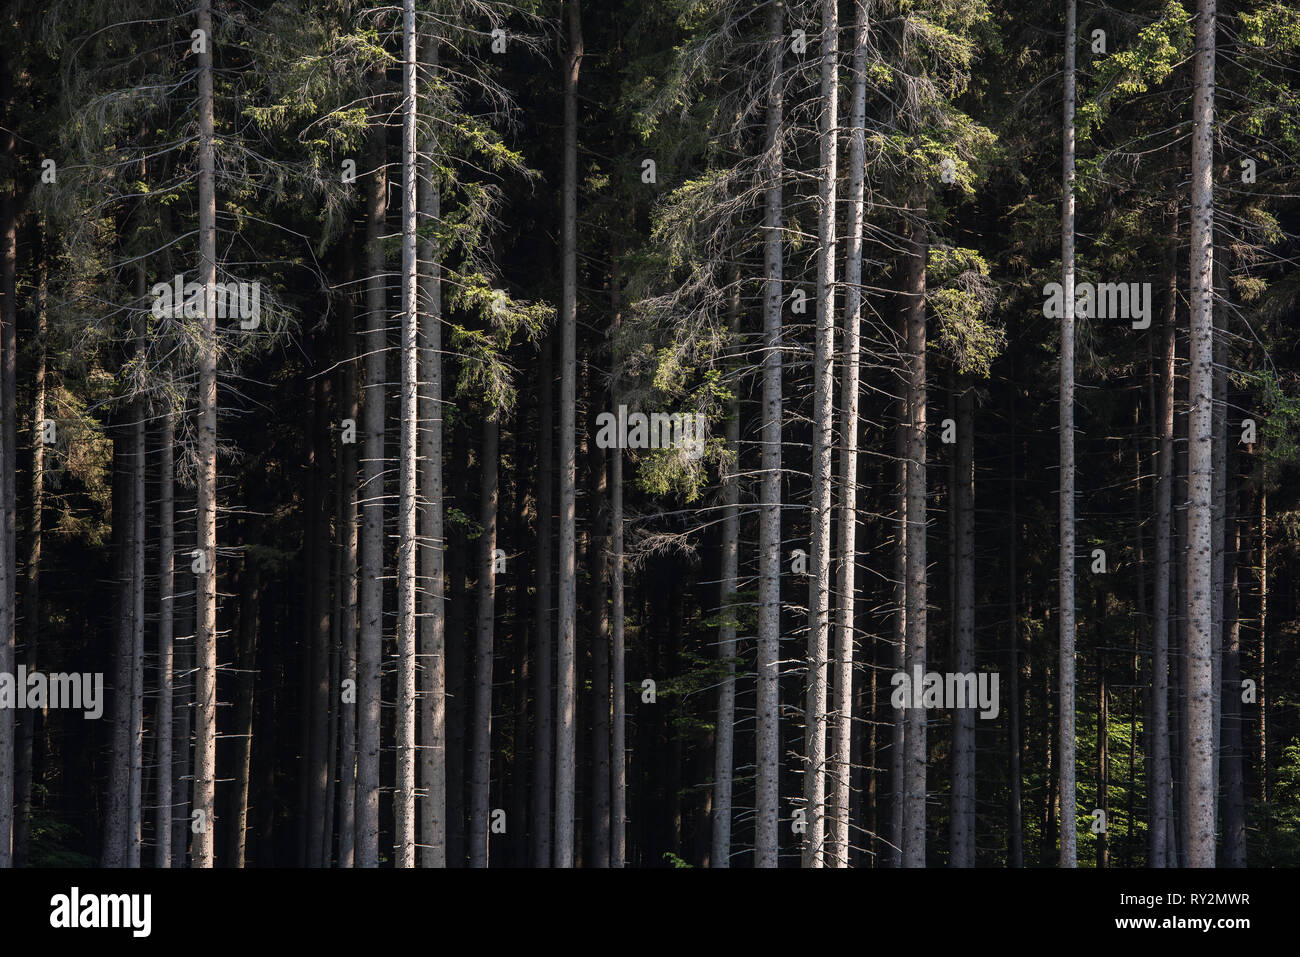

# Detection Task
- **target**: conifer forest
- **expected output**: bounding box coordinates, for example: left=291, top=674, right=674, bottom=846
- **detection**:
left=2, top=0, right=1300, bottom=876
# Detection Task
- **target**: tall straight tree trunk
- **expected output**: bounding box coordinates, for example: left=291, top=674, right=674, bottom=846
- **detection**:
left=1185, top=0, right=1217, bottom=869
left=418, top=29, right=447, bottom=870
left=469, top=418, right=500, bottom=867
left=803, top=0, right=839, bottom=870
left=155, top=410, right=174, bottom=867
left=587, top=397, right=610, bottom=868
left=532, top=336, right=555, bottom=867
left=902, top=211, right=928, bottom=869
left=129, top=399, right=146, bottom=867
left=1097, top=624, right=1108, bottom=868
left=1210, top=254, right=1228, bottom=841
left=829, top=0, right=869, bottom=870
left=192, top=0, right=219, bottom=868
left=228, top=554, right=258, bottom=867
left=357, top=125, right=387, bottom=869
left=1007, top=381, right=1023, bottom=868
left=15, top=247, right=44, bottom=867
left=1150, top=212, right=1176, bottom=867
left=610, top=267, right=627, bottom=869
left=713, top=276, right=740, bottom=868
left=337, top=251, right=359, bottom=869
left=307, top=371, right=332, bottom=867
left=103, top=424, right=131, bottom=867
left=172, top=513, right=194, bottom=868
left=951, top=384, right=975, bottom=867
left=755, top=0, right=784, bottom=869
left=0, top=60, right=16, bottom=871
left=555, top=0, right=583, bottom=869
left=393, top=0, right=420, bottom=869
left=1258, top=488, right=1267, bottom=820
left=890, top=395, right=906, bottom=868
left=1057, top=0, right=1079, bottom=870
left=1221, top=461, right=1245, bottom=866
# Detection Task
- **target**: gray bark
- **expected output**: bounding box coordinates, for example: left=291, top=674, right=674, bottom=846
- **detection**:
left=191, top=0, right=219, bottom=868
left=470, top=419, right=499, bottom=867
left=418, top=29, right=447, bottom=870
left=356, top=125, right=387, bottom=869
left=1058, top=0, right=1078, bottom=869
left=804, top=0, right=838, bottom=870
left=1185, top=0, right=1217, bottom=869
left=394, top=0, right=420, bottom=868
left=755, top=0, right=784, bottom=870
left=951, top=385, right=975, bottom=866
left=155, top=410, right=174, bottom=867
left=555, top=0, right=582, bottom=869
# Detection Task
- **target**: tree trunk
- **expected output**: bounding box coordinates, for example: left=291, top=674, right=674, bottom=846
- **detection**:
left=890, top=393, right=906, bottom=869
left=951, top=384, right=975, bottom=866
left=418, top=28, right=447, bottom=870
left=713, top=276, right=740, bottom=868
left=307, top=370, right=332, bottom=867
left=191, top=0, right=220, bottom=868
left=15, top=246, right=44, bottom=867
left=469, top=419, right=499, bottom=867
left=829, top=0, right=868, bottom=870
left=1150, top=212, right=1176, bottom=867
left=228, top=553, right=258, bottom=867
left=610, top=272, right=627, bottom=870
left=803, top=0, right=839, bottom=870
left=0, top=59, right=17, bottom=871
left=337, top=248, right=359, bottom=869
left=1258, top=488, right=1268, bottom=857
left=356, top=123, right=387, bottom=869
left=587, top=394, right=610, bottom=869
left=154, top=409, right=174, bottom=868
left=393, top=0, right=420, bottom=868
left=129, top=399, right=146, bottom=867
left=532, top=336, right=555, bottom=867
left=755, top=0, right=784, bottom=869
left=902, top=211, right=928, bottom=869
left=104, top=420, right=131, bottom=868
left=1221, top=462, right=1245, bottom=866
left=1185, top=0, right=1217, bottom=869
left=1058, top=0, right=1079, bottom=870
left=555, top=0, right=583, bottom=869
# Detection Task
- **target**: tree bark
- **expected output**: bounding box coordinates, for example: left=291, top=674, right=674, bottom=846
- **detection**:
left=1185, top=0, right=1217, bottom=869
left=755, top=0, right=784, bottom=869
left=154, top=409, right=174, bottom=868
left=356, top=123, right=387, bottom=869
left=469, top=418, right=499, bottom=867
left=713, top=276, right=740, bottom=868
left=829, top=0, right=869, bottom=870
left=1058, top=0, right=1079, bottom=870
left=951, top=384, right=975, bottom=866
left=555, top=0, right=583, bottom=869
left=337, top=247, right=359, bottom=869
left=803, top=0, right=839, bottom=870
left=532, top=336, right=555, bottom=867
left=902, top=212, right=928, bottom=869
left=0, top=59, right=17, bottom=871
left=191, top=0, right=220, bottom=868
left=418, top=28, right=447, bottom=870
left=1150, top=212, right=1176, bottom=867
left=393, top=0, right=420, bottom=868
